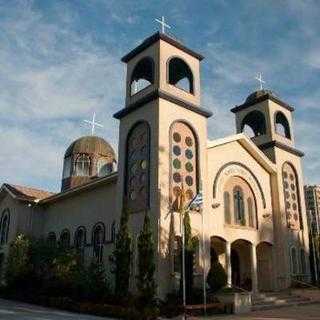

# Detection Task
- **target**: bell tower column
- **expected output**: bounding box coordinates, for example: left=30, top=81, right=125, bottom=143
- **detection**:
left=113, top=32, right=212, bottom=298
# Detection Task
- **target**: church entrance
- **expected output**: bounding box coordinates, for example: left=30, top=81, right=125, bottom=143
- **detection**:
left=231, top=240, right=252, bottom=291
left=257, top=242, right=273, bottom=291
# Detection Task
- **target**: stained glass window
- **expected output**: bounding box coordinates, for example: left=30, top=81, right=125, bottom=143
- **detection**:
left=125, top=122, right=150, bottom=213
left=282, top=162, right=301, bottom=230
left=92, top=223, right=105, bottom=263
left=170, top=122, right=198, bottom=210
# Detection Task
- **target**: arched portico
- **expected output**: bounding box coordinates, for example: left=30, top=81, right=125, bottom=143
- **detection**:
left=257, top=241, right=274, bottom=291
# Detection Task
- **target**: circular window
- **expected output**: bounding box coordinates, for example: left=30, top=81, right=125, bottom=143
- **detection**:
left=173, top=145, right=181, bottom=156
left=286, top=201, right=291, bottom=209
left=292, top=203, right=297, bottom=211
left=173, top=186, right=181, bottom=197
left=186, top=189, right=194, bottom=200
left=141, top=159, right=147, bottom=170
left=290, top=183, right=295, bottom=191
left=289, top=174, right=294, bottom=181
left=185, top=136, right=193, bottom=147
left=130, top=190, right=137, bottom=200
left=284, top=181, right=289, bottom=189
left=185, top=149, right=193, bottom=159
left=292, top=193, right=296, bottom=201
left=173, top=159, right=181, bottom=169
left=173, top=132, right=181, bottom=143
left=185, top=176, right=193, bottom=186
left=173, top=172, right=181, bottom=183
left=283, top=171, right=288, bottom=179
left=285, top=191, right=290, bottom=199
left=185, top=162, right=193, bottom=172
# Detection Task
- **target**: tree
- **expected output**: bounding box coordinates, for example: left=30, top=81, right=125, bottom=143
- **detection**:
left=206, top=261, right=227, bottom=292
left=136, top=212, right=157, bottom=304
left=113, top=205, right=132, bottom=297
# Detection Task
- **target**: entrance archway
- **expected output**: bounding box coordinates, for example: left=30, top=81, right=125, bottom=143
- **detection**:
left=231, top=239, right=252, bottom=291
left=257, top=242, right=273, bottom=291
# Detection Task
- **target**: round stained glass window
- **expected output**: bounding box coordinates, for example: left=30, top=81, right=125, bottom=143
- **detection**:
left=292, top=193, right=296, bottom=200
left=173, top=186, right=181, bottom=197
left=292, top=203, right=297, bottom=210
left=130, top=190, right=137, bottom=200
left=173, top=145, right=181, bottom=156
left=283, top=171, right=288, bottom=179
left=185, top=176, right=193, bottom=186
left=185, top=162, right=193, bottom=172
left=290, top=183, right=295, bottom=191
left=285, top=191, right=290, bottom=199
left=185, top=136, right=193, bottom=147
left=173, top=132, right=181, bottom=143
left=141, top=159, right=147, bottom=170
left=173, top=172, right=181, bottom=183
left=186, top=189, right=194, bottom=200
left=286, top=201, right=291, bottom=209
left=173, top=159, right=181, bottom=169
left=289, top=174, right=294, bottom=181
left=284, top=181, right=289, bottom=189
left=185, top=149, right=193, bottom=159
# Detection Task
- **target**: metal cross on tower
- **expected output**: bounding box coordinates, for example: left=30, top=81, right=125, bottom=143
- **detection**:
left=83, top=112, right=103, bottom=135
left=255, top=72, right=266, bottom=90
left=155, top=16, right=171, bottom=34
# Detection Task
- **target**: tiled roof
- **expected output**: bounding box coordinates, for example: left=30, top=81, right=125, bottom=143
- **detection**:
left=4, top=184, right=55, bottom=201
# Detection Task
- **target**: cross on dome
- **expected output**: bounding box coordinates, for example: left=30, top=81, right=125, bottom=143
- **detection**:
left=255, top=72, right=266, bottom=90
left=155, top=16, right=171, bottom=34
left=83, top=112, right=103, bottom=135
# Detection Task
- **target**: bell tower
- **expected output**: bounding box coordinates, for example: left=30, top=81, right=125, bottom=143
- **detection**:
left=231, top=90, right=310, bottom=289
left=114, top=31, right=212, bottom=297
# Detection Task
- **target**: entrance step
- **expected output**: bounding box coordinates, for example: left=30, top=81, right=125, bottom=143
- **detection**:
left=252, top=291, right=315, bottom=311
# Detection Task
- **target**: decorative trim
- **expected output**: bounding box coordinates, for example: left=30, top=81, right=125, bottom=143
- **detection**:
left=231, top=93, right=295, bottom=113
left=121, top=32, right=204, bottom=63
left=113, top=89, right=213, bottom=119
left=212, top=162, right=266, bottom=209
left=259, top=141, right=304, bottom=157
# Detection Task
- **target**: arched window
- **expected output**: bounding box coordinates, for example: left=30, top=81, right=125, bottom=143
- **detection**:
left=97, top=158, right=113, bottom=177
left=47, top=232, right=57, bottom=248
left=224, top=191, right=231, bottom=224
left=247, top=197, right=254, bottom=227
left=74, top=227, right=86, bottom=262
left=0, top=210, right=10, bottom=245
left=92, top=223, right=105, bottom=263
left=170, top=121, right=198, bottom=211
left=62, top=156, right=72, bottom=179
left=60, top=229, right=70, bottom=249
left=74, top=154, right=91, bottom=176
left=241, top=111, right=267, bottom=138
left=125, top=121, right=150, bottom=213
left=173, top=236, right=182, bottom=273
left=300, top=249, right=306, bottom=274
left=282, top=162, right=301, bottom=230
left=291, top=247, right=298, bottom=274
left=130, top=57, right=154, bottom=95
left=168, top=57, right=194, bottom=94
left=233, top=186, right=245, bottom=225
left=275, top=112, right=291, bottom=139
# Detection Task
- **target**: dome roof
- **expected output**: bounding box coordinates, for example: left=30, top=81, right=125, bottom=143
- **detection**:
left=64, top=136, right=115, bottom=158
left=245, top=89, right=277, bottom=104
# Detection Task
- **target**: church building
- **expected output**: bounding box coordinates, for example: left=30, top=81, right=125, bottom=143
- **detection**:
left=0, top=31, right=311, bottom=298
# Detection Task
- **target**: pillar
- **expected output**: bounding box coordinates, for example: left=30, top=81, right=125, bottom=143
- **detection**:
left=251, top=243, right=258, bottom=293
left=226, top=241, right=232, bottom=287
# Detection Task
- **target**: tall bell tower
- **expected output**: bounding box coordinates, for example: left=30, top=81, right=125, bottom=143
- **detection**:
left=114, top=31, right=212, bottom=297
left=231, top=90, right=310, bottom=289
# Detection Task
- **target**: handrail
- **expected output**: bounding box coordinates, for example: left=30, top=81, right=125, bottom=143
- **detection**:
left=291, top=278, right=320, bottom=290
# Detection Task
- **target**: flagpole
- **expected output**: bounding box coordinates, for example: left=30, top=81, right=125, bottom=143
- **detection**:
left=201, top=205, right=207, bottom=315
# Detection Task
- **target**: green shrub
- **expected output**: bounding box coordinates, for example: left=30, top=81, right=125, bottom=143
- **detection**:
left=206, top=261, right=227, bottom=292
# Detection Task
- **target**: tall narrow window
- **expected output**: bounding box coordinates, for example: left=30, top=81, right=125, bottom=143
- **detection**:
left=224, top=191, right=231, bottom=224
left=74, top=227, right=86, bottom=263
left=125, top=122, right=150, bottom=213
left=60, top=229, right=70, bottom=249
left=247, top=197, right=254, bottom=227
left=92, top=223, right=105, bottom=263
left=75, top=154, right=91, bottom=176
left=170, top=122, right=198, bottom=210
left=234, top=187, right=245, bottom=225
left=0, top=210, right=10, bottom=245
left=282, top=162, right=301, bottom=230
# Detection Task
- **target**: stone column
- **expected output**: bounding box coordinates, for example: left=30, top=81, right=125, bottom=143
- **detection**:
left=225, top=241, right=232, bottom=287
left=251, top=243, right=258, bottom=293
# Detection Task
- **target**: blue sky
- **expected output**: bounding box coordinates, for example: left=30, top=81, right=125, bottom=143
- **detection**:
left=0, top=0, right=319, bottom=192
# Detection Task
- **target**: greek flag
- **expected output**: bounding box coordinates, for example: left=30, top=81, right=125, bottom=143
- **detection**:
left=189, top=191, right=203, bottom=211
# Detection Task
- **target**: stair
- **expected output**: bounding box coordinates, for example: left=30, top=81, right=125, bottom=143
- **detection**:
left=252, top=291, right=315, bottom=311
